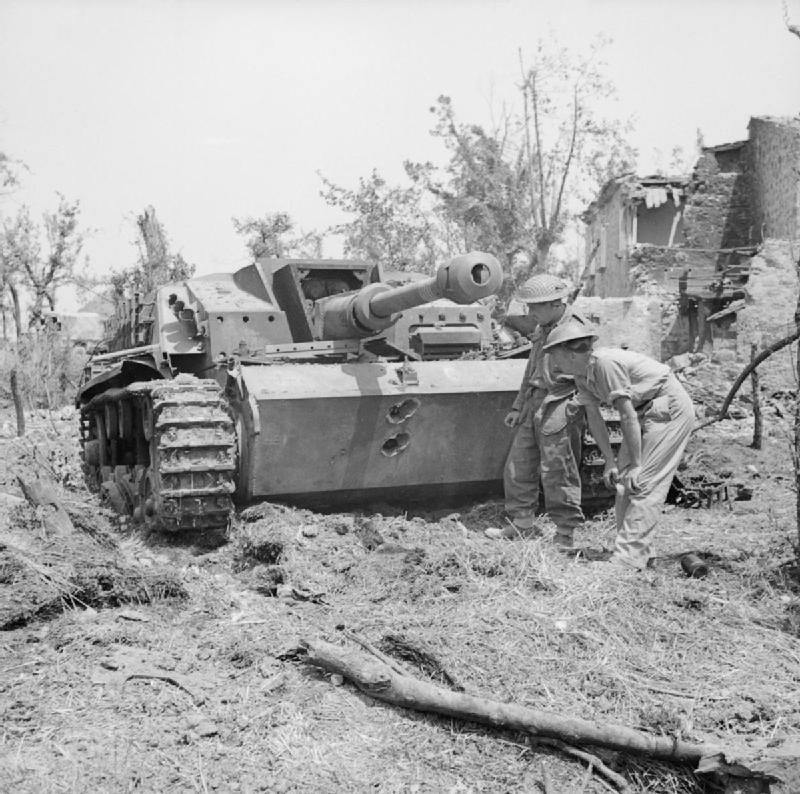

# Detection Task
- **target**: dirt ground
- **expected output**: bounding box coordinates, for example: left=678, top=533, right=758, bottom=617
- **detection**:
left=1, top=401, right=799, bottom=793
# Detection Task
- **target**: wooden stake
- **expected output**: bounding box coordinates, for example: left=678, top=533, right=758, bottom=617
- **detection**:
left=10, top=367, right=25, bottom=436
left=750, top=343, right=762, bottom=450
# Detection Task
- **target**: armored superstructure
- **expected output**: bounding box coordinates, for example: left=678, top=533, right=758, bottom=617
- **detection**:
left=78, top=253, right=529, bottom=531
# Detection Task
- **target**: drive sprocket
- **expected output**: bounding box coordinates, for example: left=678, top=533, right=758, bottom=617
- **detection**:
left=80, top=376, right=236, bottom=532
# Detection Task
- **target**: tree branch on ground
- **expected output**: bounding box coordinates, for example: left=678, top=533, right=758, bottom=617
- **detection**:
left=301, top=637, right=715, bottom=762
left=301, top=637, right=791, bottom=791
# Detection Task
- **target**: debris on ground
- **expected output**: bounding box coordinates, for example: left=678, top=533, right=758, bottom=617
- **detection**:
left=1, top=407, right=799, bottom=793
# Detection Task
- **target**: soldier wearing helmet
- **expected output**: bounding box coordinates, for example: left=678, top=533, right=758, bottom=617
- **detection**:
left=543, top=325, right=696, bottom=570
left=486, top=273, right=590, bottom=549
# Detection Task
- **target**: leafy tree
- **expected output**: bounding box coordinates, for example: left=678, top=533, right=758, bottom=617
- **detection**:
left=0, top=195, right=85, bottom=331
left=409, top=37, right=635, bottom=276
left=405, top=100, right=532, bottom=271
left=0, top=157, right=87, bottom=426
left=110, top=206, right=195, bottom=301
left=26, top=195, right=84, bottom=324
left=0, top=150, right=25, bottom=337
left=0, top=151, right=28, bottom=200
left=232, top=211, right=324, bottom=261
left=319, top=171, right=441, bottom=272
left=0, top=208, right=35, bottom=338
left=318, top=38, right=634, bottom=282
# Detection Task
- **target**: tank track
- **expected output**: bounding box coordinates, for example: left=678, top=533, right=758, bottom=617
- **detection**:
left=579, top=406, right=624, bottom=508
left=80, top=376, right=236, bottom=533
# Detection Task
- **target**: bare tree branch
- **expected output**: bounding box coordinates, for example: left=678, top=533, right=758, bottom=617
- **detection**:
left=783, top=0, right=800, bottom=39
left=550, top=84, right=580, bottom=232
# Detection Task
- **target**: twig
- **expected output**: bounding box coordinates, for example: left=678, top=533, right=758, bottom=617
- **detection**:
left=576, top=759, right=595, bottom=794
left=1, top=660, right=39, bottom=675
left=124, top=672, right=205, bottom=706
left=535, top=737, right=632, bottom=793
left=341, top=629, right=412, bottom=677
left=540, top=760, right=554, bottom=794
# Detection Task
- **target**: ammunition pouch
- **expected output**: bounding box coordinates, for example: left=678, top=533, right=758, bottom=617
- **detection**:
left=539, top=392, right=584, bottom=436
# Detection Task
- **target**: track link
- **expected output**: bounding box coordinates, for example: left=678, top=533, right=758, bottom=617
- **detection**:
left=81, top=376, right=236, bottom=533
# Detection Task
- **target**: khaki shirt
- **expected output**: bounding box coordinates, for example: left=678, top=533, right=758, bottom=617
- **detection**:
left=511, top=308, right=590, bottom=411
left=575, top=348, right=670, bottom=409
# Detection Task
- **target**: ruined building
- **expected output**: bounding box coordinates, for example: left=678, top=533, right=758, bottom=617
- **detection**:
left=579, top=116, right=800, bottom=390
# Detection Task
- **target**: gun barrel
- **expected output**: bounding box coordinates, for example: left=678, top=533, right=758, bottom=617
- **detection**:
left=318, top=251, right=502, bottom=340
left=368, top=251, right=501, bottom=319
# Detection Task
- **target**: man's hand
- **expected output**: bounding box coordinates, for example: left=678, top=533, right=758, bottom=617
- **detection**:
left=504, top=409, right=520, bottom=428
left=602, top=461, right=619, bottom=489
left=621, top=465, right=642, bottom=494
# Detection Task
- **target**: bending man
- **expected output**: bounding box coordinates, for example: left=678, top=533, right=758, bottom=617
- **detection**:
left=543, top=325, right=695, bottom=570
left=489, top=274, right=589, bottom=550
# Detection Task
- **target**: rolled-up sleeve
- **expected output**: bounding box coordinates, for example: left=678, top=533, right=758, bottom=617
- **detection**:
left=592, top=358, right=633, bottom=404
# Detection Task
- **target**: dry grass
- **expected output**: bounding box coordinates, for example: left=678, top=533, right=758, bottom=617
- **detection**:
left=1, top=418, right=798, bottom=792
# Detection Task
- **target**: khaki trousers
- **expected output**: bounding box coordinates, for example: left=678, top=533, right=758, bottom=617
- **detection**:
left=613, top=375, right=695, bottom=568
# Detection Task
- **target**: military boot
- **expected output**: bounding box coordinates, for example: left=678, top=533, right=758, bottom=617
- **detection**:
left=485, top=515, right=541, bottom=540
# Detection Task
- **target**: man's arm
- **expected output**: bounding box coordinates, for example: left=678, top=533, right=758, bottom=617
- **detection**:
left=509, top=345, right=538, bottom=415
left=584, top=403, right=618, bottom=486
left=613, top=395, right=642, bottom=492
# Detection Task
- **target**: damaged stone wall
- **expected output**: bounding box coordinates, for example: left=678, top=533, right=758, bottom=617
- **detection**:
left=682, top=147, right=753, bottom=250
left=747, top=117, right=800, bottom=243
left=735, top=239, right=799, bottom=392
left=624, top=245, right=742, bottom=359
left=583, top=181, right=631, bottom=298
left=578, top=116, right=800, bottom=379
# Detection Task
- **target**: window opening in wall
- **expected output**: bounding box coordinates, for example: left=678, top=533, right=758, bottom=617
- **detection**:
left=636, top=198, right=684, bottom=247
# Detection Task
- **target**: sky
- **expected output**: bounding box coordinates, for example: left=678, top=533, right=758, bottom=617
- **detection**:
left=1, top=0, right=799, bottom=311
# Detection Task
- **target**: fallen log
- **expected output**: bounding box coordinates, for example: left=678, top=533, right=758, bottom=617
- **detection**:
left=301, top=638, right=797, bottom=791
left=301, top=637, right=714, bottom=763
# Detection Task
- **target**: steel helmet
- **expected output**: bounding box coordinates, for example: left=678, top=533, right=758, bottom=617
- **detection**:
left=514, top=273, right=572, bottom=303
left=542, top=321, right=598, bottom=351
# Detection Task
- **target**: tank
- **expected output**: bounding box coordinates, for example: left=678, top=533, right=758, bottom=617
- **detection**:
left=77, top=252, right=618, bottom=533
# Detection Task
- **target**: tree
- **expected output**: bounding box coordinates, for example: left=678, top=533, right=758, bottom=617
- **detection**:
left=110, top=206, right=195, bottom=301
left=784, top=0, right=800, bottom=553
left=784, top=0, right=800, bottom=40
left=409, top=37, right=635, bottom=276
left=0, top=195, right=85, bottom=332
left=23, top=195, right=84, bottom=325
left=0, top=150, right=26, bottom=336
left=0, top=151, right=22, bottom=196
left=0, top=194, right=86, bottom=428
left=405, top=99, right=533, bottom=272
left=320, top=37, right=634, bottom=281
left=232, top=211, right=324, bottom=261
left=0, top=208, right=36, bottom=338
left=319, top=171, right=442, bottom=272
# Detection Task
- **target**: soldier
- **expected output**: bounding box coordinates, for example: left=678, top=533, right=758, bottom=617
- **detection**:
left=542, top=325, right=695, bottom=570
left=486, top=274, right=590, bottom=550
